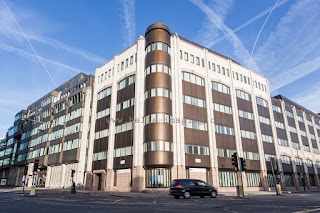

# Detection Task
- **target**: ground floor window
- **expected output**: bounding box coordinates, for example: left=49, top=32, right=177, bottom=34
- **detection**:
left=284, top=173, right=293, bottom=187
left=145, top=168, right=171, bottom=188
left=218, top=171, right=237, bottom=187
left=267, top=173, right=276, bottom=187
left=309, top=174, right=316, bottom=186
left=246, top=172, right=261, bottom=187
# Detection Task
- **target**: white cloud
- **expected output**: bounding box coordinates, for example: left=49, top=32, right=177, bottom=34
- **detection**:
left=292, top=82, right=320, bottom=113
left=269, top=56, right=320, bottom=91
left=120, top=0, right=136, bottom=47
left=255, top=0, right=320, bottom=86
left=0, top=3, right=105, bottom=64
left=191, top=0, right=261, bottom=72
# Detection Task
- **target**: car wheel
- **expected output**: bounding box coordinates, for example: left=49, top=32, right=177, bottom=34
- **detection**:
left=174, top=195, right=180, bottom=199
left=200, top=195, right=205, bottom=198
left=210, top=191, right=217, bottom=198
left=183, top=191, right=191, bottom=199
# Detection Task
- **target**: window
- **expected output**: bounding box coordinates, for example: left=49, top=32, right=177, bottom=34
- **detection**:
left=184, top=119, right=207, bottom=131
left=117, top=75, right=135, bottom=90
left=238, top=110, right=254, bottom=120
left=144, top=141, right=172, bottom=152
left=146, top=42, right=170, bottom=54
left=98, top=87, right=112, bottom=100
left=261, top=134, right=273, bottom=143
left=259, top=116, right=271, bottom=125
left=216, top=148, right=236, bottom=158
left=272, top=105, right=281, bottom=113
left=286, top=111, right=294, bottom=118
left=185, top=144, right=209, bottom=155
left=182, top=72, right=205, bottom=86
left=240, top=130, right=256, bottom=140
left=190, top=54, right=194, bottom=63
left=114, top=146, right=132, bottom=158
left=243, top=151, right=260, bottom=160
left=211, top=82, right=230, bottom=94
left=219, top=171, right=237, bottom=187
left=115, top=121, right=134, bottom=134
left=215, top=125, right=235, bottom=135
left=144, top=113, right=171, bottom=124
left=280, top=155, right=291, bottom=164
left=130, top=55, right=133, bottom=64
left=146, top=168, right=171, bottom=188
left=183, top=95, right=206, bottom=108
left=117, top=98, right=134, bottom=111
left=213, top=103, right=232, bottom=114
left=196, top=57, right=200, bottom=65
left=145, top=64, right=171, bottom=76
left=93, top=151, right=107, bottom=161
left=184, top=52, right=188, bottom=61
left=275, top=121, right=285, bottom=129
left=246, top=172, right=261, bottom=187
left=256, top=97, right=268, bottom=107
left=236, top=90, right=251, bottom=101
left=278, top=138, right=289, bottom=147
left=212, top=63, right=216, bottom=71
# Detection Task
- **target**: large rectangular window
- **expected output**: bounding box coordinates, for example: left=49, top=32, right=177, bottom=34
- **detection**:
left=218, top=171, right=237, bottom=187
left=246, top=172, right=261, bottom=187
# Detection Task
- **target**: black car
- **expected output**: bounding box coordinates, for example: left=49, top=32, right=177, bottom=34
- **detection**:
left=169, top=179, right=218, bottom=199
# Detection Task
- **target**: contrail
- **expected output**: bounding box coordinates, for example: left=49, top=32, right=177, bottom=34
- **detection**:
left=191, top=0, right=260, bottom=72
left=0, top=43, right=82, bottom=74
left=121, top=0, right=136, bottom=47
left=1, top=0, right=57, bottom=87
left=211, top=0, right=289, bottom=47
left=249, top=0, right=280, bottom=69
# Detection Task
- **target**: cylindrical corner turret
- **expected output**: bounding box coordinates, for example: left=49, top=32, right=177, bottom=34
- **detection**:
left=143, top=23, right=173, bottom=175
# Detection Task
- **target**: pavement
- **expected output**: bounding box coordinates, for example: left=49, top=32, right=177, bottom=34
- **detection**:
left=1, top=186, right=318, bottom=197
left=1, top=187, right=320, bottom=212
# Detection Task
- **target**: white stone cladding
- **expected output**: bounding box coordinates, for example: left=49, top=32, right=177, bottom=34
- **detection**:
left=89, top=28, right=320, bottom=192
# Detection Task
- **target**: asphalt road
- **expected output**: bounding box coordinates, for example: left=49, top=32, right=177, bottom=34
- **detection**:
left=0, top=189, right=320, bottom=213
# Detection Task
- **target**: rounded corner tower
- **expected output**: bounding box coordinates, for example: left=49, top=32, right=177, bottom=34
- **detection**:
left=143, top=23, right=173, bottom=187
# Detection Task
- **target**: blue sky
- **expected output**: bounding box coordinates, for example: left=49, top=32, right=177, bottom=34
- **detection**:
left=1, top=0, right=320, bottom=136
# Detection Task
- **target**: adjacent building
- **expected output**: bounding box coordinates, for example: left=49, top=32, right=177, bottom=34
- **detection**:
left=1, top=23, right=320, bottom=193
left=1, top=73, right=94, bottom=188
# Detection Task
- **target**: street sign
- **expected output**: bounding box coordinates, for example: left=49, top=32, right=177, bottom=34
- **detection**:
left=30, top=185, right=36, bottom=196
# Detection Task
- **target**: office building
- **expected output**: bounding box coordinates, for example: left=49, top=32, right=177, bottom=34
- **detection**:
left=1, top=23, right=319, bottom=193
left=86, top=23, right=320, bottom=192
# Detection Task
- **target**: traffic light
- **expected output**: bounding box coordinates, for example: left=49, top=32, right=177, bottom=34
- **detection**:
left=231, top=152, right=238, bottom=171
left=240, top=158, right=246, bottom=171
left=33, top=159, right=39, bottom=172
left=71, top=169, right=76, bottom=178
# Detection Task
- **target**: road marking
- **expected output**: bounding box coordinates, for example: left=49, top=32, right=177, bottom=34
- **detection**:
left=293, top=208, right=320, bottom=213
left=114, top=199, right=123, bottom=203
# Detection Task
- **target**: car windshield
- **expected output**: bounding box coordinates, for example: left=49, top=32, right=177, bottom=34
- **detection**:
left=197, top=181, right=207, bottom=186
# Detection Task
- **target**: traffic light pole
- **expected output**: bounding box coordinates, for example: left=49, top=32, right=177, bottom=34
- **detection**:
left=270, top=157, right=280, bottom=195
left=238, top=157, right=244, bottom=197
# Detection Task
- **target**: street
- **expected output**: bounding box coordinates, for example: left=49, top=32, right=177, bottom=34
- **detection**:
left=0, top=188, right=320, bottom=213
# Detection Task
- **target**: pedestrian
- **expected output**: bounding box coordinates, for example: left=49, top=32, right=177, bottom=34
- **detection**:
left=71, top=181, right=76, bottom=194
